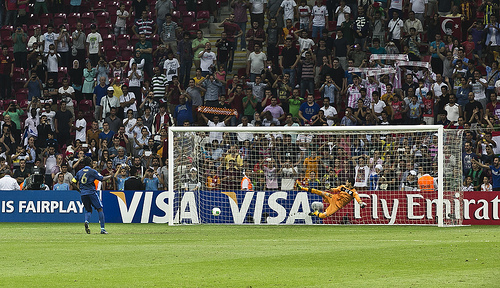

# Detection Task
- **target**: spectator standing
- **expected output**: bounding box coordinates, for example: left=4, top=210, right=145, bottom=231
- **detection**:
left=163, top=51, right=180, bottom=82
left=136, top=34, right=154, bottom=79
left=12, top=26, right=27, bottom=70
left=161, top=13, right=180, bottom=54
left=133, top=10, right=157, bottom=38
left=220, top=14, right=242, bottom=73
left=56, top=25, right=71, bottom=68
left=279, top=38, right=300, bottom=87
left=298, top=94, right=320, bottom=124
left=249, top=0, right=267, bottom=29
left=72, top=22, right=86, bottom=66
left=246, top=21, right=266, bottom=58
left=231, top=0, right=250, bottom=51
left=54, top=101, right=74, bottom=148
left=310, top=0, right=329, bottom=40
left=115, top=3, right=129, bottom=36
left=177, top=32, right=194, bottom=88
left=156, top=0, right=174, bottom=36
left=198, top=43, right=217, bottom=77
left=192, top=30, right=210, bottom=69
left=85, top=24, right=102, bottom=67
left=247, top=43, right=267, bottom=82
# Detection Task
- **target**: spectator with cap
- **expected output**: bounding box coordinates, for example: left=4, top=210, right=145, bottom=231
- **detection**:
left=101, top=87, right=121, bottom=120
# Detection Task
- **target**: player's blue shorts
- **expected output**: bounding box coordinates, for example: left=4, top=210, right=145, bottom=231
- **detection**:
left=81, top=193, right=103, bottom=212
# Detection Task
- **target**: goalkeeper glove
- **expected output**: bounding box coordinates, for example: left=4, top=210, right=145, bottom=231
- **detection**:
left=359, top=202, right=367, bottom=208
left=295, top=180, right=304, bottom=190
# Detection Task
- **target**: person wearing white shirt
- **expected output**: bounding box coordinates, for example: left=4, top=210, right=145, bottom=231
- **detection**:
left=101, top=87, right=121, bottom=119
left=236, top=116, right=254, bottom=142
left=200, top=113, right=232, bottom=143
left=119, top=85, right=138, bottom=118
left=198, top=42, right=216, bottom=77
left=335, top=0, right=351, bottom=27
left=163, top=52, right=180, bottom=82
left=310, top=1, right=328, bottom=38
left=74, top=110, right=87, bottom=143
left=278, top=0, right=297, bottom=23
left=296, top=30, right=315, bottom=57
left=371, top=91, right=386, bottom=120
left=85, top=24, right=103, bottom=67
left=42, top=24, right=57, bottom=53
left=58, top=78, right=76, bottom=115
left=247, top=43, right=267, bottom=82
left=320, top=98, right=338, bottom=126
left=387, top=11, right=404, bottom=49
left=0, top=170, right=21, bottom=190
left=44, top=44, right=60, bottom=79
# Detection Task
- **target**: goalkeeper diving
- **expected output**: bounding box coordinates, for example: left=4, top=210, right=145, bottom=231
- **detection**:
left=296, top=177, right=367, bottom=218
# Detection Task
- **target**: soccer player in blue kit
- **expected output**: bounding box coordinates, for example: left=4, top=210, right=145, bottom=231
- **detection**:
left=72, top=157, right=111, bottom=234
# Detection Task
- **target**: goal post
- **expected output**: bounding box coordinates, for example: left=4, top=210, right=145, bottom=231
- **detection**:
left=168, top=125, right=463, bottom=226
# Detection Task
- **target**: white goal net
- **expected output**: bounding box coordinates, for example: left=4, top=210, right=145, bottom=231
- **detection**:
left=168, top=126, right=463, bottom=226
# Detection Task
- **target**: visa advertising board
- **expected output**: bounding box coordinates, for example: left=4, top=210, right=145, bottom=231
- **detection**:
left=1, top=190, right=499, bottom=225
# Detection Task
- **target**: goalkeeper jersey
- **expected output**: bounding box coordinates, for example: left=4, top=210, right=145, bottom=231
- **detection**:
left=331, top=185, right=362, bottom=206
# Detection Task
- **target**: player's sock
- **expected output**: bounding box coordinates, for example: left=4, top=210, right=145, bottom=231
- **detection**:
left=84, top=212, right=92, bottom=223
left=98, top=210, right=105, bottom=229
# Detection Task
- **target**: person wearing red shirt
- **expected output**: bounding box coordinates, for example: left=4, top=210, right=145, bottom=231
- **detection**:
left=0, top=45, right=14, bottom=100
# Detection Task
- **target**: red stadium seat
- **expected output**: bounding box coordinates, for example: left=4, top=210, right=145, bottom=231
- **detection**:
left=116, top=34, right=130, bottom=47
left=0, top=26, right=13, bottom=38
left=81, top=12, right=95, bottom=26
left=92, top=1, right=106, bottom=11
left=96, top=11, right=109, bottom=26
left=120, top=45, right=134, bottom=60
left=186, top=22, right=200, bottom=35
left=79, top=99, right=94, bottom=112
left=196, top=10, right=210, bottom=22
left=19, top=99, right=29, bottom=109
left=39, top=13, right=51, bottom=26
left=182, top=11, right=196, bottom=25
left=13, top=67, right=25, bottom=79
left=99, top=23, right=113, bottom=36
left=130, top=34, right=140, bottom=47
left=59, top=67, right=68, bottom=77
left=1, top=37, right=13, bottom=47
left=171, top=10, right=181, bottom=22
left=53, top=13, right=67, bottom=28
left=15, top=88, right=29, bottom=102
left=102, top=34, right=116, bottom=48
left=104, top=46, right=119, bottom=60
left=67, top=13, right=81, bottom=28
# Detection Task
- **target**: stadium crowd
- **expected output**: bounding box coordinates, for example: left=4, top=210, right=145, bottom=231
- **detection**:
left=0, top=0, right=500, bottom=191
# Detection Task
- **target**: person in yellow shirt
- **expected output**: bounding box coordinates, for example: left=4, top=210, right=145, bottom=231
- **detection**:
left=296, top=177, right=367, bottom=218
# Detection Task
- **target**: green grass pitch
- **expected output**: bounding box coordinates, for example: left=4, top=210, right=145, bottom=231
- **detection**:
left=0, top=223, right=499, bottom=287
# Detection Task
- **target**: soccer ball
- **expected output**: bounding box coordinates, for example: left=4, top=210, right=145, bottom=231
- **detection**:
left=212, top=207, right=221, bottom=216
left=311, top=201, right=324, bottom=212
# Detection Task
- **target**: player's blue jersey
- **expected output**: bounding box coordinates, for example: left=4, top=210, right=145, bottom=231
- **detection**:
left=74, top=166, right=103, bottom=195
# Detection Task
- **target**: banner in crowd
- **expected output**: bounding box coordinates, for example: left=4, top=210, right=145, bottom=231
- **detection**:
left=490, top=131, right=500, bottom=155
left=369, top=54, right=408, bottom=61
left=1, top=190, right=499, bottom=225
left=440, top=16, right=462, bottom=41
left=197, top=106, right=238, bottom=116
